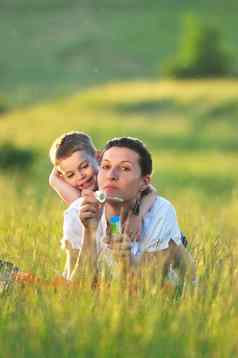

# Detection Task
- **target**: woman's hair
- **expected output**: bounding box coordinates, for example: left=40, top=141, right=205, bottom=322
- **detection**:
left=102, top=137, right=152, bottom=176
left=49, top=131, right=96, bottom=165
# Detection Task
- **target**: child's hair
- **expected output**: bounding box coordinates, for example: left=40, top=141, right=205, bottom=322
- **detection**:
left=49, top=131, right=96, bottom=166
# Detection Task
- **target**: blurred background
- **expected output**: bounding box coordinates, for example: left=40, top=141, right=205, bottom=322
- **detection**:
left=1, top=3, right=238, bottom=355
left=1, top=0, right=238, bottom=108
left=0, top=0, right=238, bottom=203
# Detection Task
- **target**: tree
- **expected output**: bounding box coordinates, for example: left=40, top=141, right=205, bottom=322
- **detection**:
left=162, top=15, right=232, bottom=78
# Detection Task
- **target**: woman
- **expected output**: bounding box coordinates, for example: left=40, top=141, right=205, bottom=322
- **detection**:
left=63, top=137, right=196, bottom=287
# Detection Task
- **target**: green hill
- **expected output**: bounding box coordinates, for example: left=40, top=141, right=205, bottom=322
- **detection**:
left=1, top=0, right=238, bottom=107
left=0, top=80, right=237, bottom=201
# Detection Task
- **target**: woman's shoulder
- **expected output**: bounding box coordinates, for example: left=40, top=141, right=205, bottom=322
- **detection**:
left=149, top=195, right=176, bottom=216
left=141, top=195, right=181, bottom=252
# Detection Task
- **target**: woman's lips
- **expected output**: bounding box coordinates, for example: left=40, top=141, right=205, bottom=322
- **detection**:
left=103, top=186, right=119, bottom=194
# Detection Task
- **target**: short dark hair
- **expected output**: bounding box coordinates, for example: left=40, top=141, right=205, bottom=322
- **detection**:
left=102, top=137, right=152, bottom=176
left=49, top=131, right=96, bottom=165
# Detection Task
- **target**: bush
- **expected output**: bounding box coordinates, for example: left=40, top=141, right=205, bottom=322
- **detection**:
left=0, top=143, right=35, bottom=170
left=162, top=16, right=233, bottom=79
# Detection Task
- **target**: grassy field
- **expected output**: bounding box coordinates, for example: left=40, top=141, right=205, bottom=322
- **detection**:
left=0, top=0, right=238, bottom=108
left=0, top=80, right=238, bottom=356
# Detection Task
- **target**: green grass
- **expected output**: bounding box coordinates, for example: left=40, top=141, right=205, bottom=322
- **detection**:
left=0, top=0, right=238, bottom=108
left=0, top=80, right=238, bottom=356
left=1, top=188, right=238, bottom=357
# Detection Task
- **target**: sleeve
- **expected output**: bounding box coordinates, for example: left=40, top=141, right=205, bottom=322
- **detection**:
left=61, top=208, right=84, bottom=250
left=143, top=203, right=181, bottom=253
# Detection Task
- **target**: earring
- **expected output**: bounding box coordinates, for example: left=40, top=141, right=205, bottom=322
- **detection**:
left=132, top=197, right=141, bottom=216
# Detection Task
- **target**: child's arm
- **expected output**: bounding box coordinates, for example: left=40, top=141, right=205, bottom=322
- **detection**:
left=49, top=168, right=81, bottom=205
left=139, top=184, right=157, bottom=218
left=124, top=185, right=157, bottom=241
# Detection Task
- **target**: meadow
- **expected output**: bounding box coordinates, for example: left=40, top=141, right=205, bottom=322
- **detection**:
left=0, top=80, right=238, bottom=356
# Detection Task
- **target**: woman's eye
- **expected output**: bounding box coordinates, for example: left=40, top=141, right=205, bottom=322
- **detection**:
left=101, top=164, right=110, bottom=170
left=121, top=166, right=130, bottom=171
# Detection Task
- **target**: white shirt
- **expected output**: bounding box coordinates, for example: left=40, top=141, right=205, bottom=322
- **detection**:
left=62, top=196, right=182, bottom=267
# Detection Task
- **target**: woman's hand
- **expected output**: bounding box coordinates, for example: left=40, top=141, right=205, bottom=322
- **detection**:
left=79, top=190, right=100, bottom=227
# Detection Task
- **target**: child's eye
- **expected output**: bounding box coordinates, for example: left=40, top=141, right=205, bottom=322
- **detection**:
left=66, top=173, right=74, bottom=179
left=81, top=163, right=89, bottom=169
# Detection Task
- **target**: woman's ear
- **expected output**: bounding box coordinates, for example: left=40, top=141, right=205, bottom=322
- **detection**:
left=140, top=175, right=151, bottom=192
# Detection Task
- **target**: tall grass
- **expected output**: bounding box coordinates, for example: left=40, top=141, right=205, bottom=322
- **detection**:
left=1, top=185, right=238, bottom=356
left=0, top=80, right=238, bottom=356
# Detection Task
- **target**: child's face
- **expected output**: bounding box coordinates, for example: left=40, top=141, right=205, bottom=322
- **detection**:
left=57, top=150, right=98, bottom=191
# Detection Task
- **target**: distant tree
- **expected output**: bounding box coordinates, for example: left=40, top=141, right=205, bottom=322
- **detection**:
left=162, top=15, right=233, bottom=78
left=0, top=96, right=8, bottom=114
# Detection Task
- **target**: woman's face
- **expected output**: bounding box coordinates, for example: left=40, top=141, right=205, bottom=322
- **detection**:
left=98, top=147, right=150, bottom=202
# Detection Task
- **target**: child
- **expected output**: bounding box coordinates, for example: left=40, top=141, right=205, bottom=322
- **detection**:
left=49, top=131, right=99, bottom=204
left=49, top=131, right=158, bottom=279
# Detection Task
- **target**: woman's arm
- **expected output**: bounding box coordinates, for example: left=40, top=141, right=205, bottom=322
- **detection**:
left=69, top=221, right=98, bottom=283
left=69, top=192, right=99, bottom=283
left=63, top=245, right=80, bottom=280
left=49, top=168, right=81, bottom=205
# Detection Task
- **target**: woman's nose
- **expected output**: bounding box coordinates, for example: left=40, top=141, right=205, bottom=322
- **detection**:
left=108, top=167, right=119, bottom=181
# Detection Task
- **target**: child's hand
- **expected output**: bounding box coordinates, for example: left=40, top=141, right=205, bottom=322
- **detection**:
left=49, top=167, right=81, bottom=205
left=140, top=185, right=157, bottom=216
left=49, top=167, right=63, bottom=186
left=123, top=187, right=157, bottom=241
